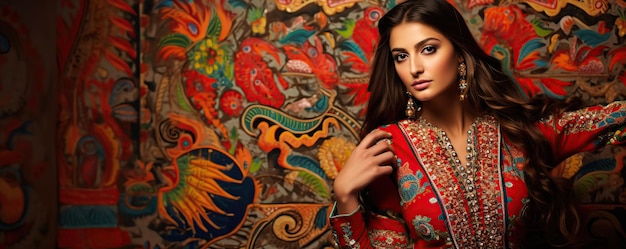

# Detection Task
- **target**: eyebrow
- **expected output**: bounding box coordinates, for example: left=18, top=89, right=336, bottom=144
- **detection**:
left=390, top=37, right=441, bottom=53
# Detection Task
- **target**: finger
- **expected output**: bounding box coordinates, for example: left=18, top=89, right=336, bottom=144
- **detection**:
left=360, top=130, right=392, bottom=148
left=368, top=140, right=393, bottom=156
left=375, top=165, right=394, bottom=177
left=374, top=150, right=396, bottom=166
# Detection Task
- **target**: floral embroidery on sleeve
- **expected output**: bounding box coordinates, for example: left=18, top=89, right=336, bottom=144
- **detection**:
left=368, top=229, right=410, bottom=247
left=412, top=215, right=449, bottom=241
left=397, top=161, right=430, bottom=206
left=337, top=221, right=360, bottom=249
left=545, top=101, right=626, bottom=134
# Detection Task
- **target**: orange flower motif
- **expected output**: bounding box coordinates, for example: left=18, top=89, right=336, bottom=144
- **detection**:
left=317, top=137, right=356, bottom=179
left=552, top=153, right=583, bottom=179
left=219, top=90, right=244, bottom=117
left=183, top=70, right=217, bottom=97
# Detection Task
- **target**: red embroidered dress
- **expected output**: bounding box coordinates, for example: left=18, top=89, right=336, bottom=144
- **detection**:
left=330, top=101, right=626, bottom=248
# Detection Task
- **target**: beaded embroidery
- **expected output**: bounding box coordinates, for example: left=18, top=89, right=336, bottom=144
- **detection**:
left=544, top=101, right=626, bottom=134
left=369, top=229, right=410, bottom=247
left=338, top=222, right=360, bottom=248
left=399, top=114, right=507, bottom=248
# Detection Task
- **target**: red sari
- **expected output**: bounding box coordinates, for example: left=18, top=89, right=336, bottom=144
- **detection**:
left=330, top=101, right=626, bottom=248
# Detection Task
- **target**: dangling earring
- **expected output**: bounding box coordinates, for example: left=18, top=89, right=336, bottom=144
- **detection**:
left=458, top=61, right=467, bottom=101
left=405, top=91, right=416, bottom=119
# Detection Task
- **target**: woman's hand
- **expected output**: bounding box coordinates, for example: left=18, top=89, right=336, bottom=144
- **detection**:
left=333, top=129, right=395, bottom=214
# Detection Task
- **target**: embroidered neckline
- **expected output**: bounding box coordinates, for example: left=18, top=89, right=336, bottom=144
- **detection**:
left=400, top=114, right=506, bottom=248
left=417, top=115, right=483, bottom=235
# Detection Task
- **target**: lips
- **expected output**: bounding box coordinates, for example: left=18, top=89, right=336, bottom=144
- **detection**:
left=411, top=80, right=431, bottom=90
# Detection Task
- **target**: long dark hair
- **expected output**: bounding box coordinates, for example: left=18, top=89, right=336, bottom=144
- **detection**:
left=361, top=0, right=581, bottom=246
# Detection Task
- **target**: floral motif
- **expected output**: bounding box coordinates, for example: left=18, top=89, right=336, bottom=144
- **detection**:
left=182, top=70, right=218, bottom=113
left=412, top=215, right=438, bottom=241
left=183, top=70, right=217, bottom=96
left=369, top=229, right=410, bottom=247
left=191, top=38, right=225, bottom=75
left=318, top=137, right=356, bottom=179
left=338, top=222, right=360, bottom=248
left=397, top=162, right=429, bottom=206
left=219, top=90, right=244, bottom=116
left=552, top=153, right=583, bottom=179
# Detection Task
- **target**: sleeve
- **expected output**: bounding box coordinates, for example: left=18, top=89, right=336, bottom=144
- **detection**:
left=538, top=100, right=626, bottom=162
left=329, top=173, right=412, bottom=248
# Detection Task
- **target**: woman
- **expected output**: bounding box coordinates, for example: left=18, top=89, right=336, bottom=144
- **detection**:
left=330, top=0, right=626, bottom=248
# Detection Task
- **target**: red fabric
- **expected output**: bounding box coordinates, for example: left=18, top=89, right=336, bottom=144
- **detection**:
left=58, top=228, right=131, bottom=248
left=330, top=101, right=626, bottom=249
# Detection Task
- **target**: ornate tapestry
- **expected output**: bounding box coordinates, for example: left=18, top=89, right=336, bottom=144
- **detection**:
left=1, top=0, right=625, bottom=248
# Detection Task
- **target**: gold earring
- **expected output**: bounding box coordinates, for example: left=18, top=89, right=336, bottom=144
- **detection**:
left=405, top=91, right=416, bottom=119
left=458, top=62, right=467, bottom=101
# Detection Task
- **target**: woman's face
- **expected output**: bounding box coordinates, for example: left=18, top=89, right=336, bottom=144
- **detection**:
left=390, top=22, right=462, bottom=103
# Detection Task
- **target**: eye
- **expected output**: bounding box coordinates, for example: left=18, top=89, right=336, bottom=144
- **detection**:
left=307, top=47, right=317, bottom=57
left=421, top=45, right=437, bottom=55
left=195, top=82, right=203, bottom=91
left=393, top=53, right=408, bottom=62
left=187, top=23, right=198, bottom=36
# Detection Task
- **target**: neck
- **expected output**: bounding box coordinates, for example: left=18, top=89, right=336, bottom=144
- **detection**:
left=420, top=98, right=475, bottom=137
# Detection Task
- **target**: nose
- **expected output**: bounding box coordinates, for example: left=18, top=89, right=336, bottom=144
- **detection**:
left=409, top=56, right=423, bottom=76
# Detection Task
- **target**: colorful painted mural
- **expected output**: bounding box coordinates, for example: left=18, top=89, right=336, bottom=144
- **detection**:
left=0, top=1, right=57, bottom=248
left=2, top=0, right=625, bottom=248
left=56, top=0, right=139, bottom=247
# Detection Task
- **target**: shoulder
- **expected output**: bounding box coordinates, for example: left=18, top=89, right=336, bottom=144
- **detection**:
left=374, top=120, right=410, bottom=133
left=536, top=100, right=626, bottom=126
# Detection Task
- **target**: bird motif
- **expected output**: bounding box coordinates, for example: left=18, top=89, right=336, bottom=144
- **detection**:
left=234, top=38, right=287, bottom=108
left=283, top=36, right=339, bottom=90
left=551, top=37, right=608, bottom=74
left=338, top=6, right=384, bottom=74
left=481, top=5, right=574, bottom=98
left=153, top=113, right=257, bottom=244
left=157, top=0, right=234, bottom=61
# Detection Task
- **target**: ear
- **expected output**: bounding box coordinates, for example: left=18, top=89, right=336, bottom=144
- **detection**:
left=458, top=55, right=465, bottom=63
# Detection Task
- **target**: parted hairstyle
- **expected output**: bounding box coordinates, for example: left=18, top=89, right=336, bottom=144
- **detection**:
left=361, top=0, right=582, bottom=247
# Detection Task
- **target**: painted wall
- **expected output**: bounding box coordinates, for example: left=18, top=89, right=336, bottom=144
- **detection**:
left=2, top=0, right=626, bottom=248
left=0, top=0, right=57, bottom=248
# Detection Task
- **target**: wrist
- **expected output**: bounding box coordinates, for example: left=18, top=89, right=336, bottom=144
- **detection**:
left=335, top=190, right=358, bottom=204
left=333, top=183, right=360, bottom=214
left=333, top=180, right=358, bottom=202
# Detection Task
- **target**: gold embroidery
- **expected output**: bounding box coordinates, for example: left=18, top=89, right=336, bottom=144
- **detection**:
left=368, top=229, right=410, bottom=248
left=399, top=114, right=507, bottom=248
